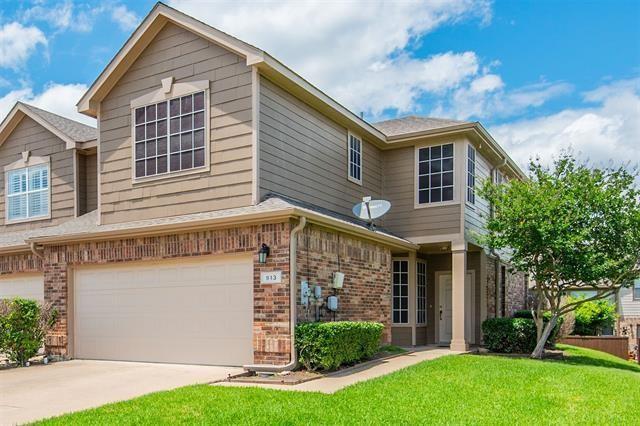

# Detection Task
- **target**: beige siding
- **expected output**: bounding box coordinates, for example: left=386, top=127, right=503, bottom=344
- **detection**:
left=98, top=22, right=253, bottom=224
left=619, top=287, right=640, bottom=317
left=258, top=76, right=383, bottom=217
left=0, top=116, right=75, bottom=231
left=382, top=147, right=461, bottom=240
left=77, top=152, right=97, bottom=215
left=464, top=145, right=491, bottom=243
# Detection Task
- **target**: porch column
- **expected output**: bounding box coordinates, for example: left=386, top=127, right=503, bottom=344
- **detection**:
left=450, top=242, right=469, bottom=351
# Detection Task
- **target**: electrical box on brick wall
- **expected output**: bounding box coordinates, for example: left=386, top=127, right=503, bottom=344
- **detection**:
left=332, top=272, right=345, bottom=289
left=327, top=295, right=338, bottom=311
left=301, top=281, right=310, bottom=306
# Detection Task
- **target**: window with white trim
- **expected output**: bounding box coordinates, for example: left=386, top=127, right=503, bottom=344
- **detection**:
left=634, top=279, right=640, bottom=301
left=417, top=261, right=427, bottom=325
left=6, top=164, right=49, bottom=221
left=348, top=133, right=362, bottom=184
left=134, top=90, right=206, bottom=178
left=418, top=143, right=454, bottom=204
left=392, top=260, right=409, bottom=324
left=467, top=144, right=476, bottom=204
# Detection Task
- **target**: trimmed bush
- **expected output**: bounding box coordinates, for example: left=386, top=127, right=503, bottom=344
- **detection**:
left=0, top=298, right=58, bottom=366
left=296, top=321, right=384, bottom=371
left=482, top=318, right=538, bottom=353
left=571, top=298, right=617, bottom=336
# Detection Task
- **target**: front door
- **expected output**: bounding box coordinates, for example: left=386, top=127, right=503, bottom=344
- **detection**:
left=438, top=272, right=474, bottom=345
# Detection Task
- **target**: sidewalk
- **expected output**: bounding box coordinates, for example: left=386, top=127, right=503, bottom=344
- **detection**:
left=214, top=346, right=461, bottom=394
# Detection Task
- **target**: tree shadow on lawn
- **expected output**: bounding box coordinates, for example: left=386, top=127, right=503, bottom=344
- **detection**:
left=550, top=352, right=640, bottom=374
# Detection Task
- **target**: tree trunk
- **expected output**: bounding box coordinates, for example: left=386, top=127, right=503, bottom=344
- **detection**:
left=534, top=314, right=544, bottom=342
left=531, top=314, right=558, bottom=359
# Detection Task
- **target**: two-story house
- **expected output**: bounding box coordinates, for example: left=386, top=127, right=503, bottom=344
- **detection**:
left=0, top=3, right=527, bottom=368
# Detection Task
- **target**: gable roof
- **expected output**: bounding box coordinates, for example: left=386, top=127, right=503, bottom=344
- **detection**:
left=373, top=116, right=471, bottom=137
left=0, top=102, right=97, bottom=150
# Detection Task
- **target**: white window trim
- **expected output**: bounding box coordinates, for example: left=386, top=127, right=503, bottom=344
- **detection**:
left=4, top=158, right=51, bottom=224
left=130, top=80, right=211, bottom=184
left=392, top=258, right=410, bottom=325
left=414, top=142, right=458, bottom=209
left=466, top=143, right=476, bottom=206
left=416, top=260, right=427, bottom=325
left=347, top=131, right=363, bottom=185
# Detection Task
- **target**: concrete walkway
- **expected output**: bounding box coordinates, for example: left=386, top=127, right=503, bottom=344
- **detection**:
left=0, top=360, right=242, bottom=425
left=215, top=346, right=461, bottom=394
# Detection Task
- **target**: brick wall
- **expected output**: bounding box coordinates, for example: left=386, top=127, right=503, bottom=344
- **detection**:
left=486, top=256, right=527, bottom=318
left=295, top=225, right=392, bottom=343
left=0, top=222, right=292, bottom=363
left=617, top=316, right=640, bottom=357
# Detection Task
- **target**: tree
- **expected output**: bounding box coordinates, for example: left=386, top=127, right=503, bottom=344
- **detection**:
left=480, top=154, right=640, bottom=359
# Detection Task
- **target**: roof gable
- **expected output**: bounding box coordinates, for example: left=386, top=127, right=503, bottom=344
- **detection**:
left=0, top=102, right=97, bottom=150
left=77, top=2, right=264, bottom=117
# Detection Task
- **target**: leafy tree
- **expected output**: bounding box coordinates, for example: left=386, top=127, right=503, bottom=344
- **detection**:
left=570, top=296, right=617, bottom=336
left=480, top=155, right=640, bottom=358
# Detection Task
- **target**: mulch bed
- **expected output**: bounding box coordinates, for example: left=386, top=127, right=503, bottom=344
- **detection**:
left=225, top=349, right=410, bottom=385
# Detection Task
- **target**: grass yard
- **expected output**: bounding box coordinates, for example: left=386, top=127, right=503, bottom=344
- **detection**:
left=37, top=345, right=639, bottom=425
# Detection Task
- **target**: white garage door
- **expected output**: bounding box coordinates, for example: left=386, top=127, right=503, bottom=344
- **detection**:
left=0, top=274, right=44, bottom=301
left=73, top=255, right=253, bottom=366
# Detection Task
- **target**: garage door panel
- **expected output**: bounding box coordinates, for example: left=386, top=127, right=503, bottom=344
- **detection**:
left=0, top=275, right=44, bottom=301
left=74, top=256, right=253, bottom=366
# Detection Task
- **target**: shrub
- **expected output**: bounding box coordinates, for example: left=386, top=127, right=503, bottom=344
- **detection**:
left=570, top=297, right=617, bottom=336
left=482, top=318, right=538, bottom=353
left=296, top=321, right=384, bottom=371
left=0, top=298, right=58, bottom=366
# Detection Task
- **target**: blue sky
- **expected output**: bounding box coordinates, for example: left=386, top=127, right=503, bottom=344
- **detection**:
left=0, top=0, right=639, bottom=170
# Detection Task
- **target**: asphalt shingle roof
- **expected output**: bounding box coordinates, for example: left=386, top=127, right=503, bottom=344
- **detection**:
left=373, top=116, right=470, bottom=137
left=19, top=102, right=97, bottom=142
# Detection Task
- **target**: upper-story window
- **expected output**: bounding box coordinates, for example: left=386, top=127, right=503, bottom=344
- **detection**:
left=134, top=91, right=206, bottom=179
left=6, top=164, right=50, bottom=222
left=348, top=132, right=362, bottom=184
left=467, top=145, right=476, bottom=204
left=417, top=143, right=454, bottom=204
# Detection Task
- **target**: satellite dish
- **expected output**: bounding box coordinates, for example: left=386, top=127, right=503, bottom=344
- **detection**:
left=352, top=197, right=391, bottom=229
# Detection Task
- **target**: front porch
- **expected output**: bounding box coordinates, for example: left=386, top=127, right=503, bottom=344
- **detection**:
left=390, top=241, right=496, bottom=350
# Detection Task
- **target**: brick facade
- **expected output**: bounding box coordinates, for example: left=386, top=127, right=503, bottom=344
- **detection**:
left=617, top=316, right=640, bottom=357
left=0, top=220, right=394, bottom=365
left=486, top=256, right=527, bottom=318
left=295, top=225, right=392, bottom=343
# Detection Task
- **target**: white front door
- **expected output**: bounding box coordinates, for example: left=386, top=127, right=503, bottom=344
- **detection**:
left=438, top=272, right=474, bottom=345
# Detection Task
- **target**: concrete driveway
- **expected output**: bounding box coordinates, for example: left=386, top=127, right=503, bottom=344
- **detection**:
left=0, top=360, right=242, bottom=425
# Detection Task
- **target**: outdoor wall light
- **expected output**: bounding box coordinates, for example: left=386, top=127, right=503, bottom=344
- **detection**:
left=258, top=243, right=270, bottom=264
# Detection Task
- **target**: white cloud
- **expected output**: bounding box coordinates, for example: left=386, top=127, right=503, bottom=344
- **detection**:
left=491, top=78, right=640, bottom=173
left=432, top=79, right=573, bottom=120
left=22, top=0, right=74, bottom=31
left=20, top=2, right=139, bottom=33
left=169, top=0, right=492, bottom=117
left=0, top=22, right=48, bottom=69
left=110, top=5, right=140, bottom=31
left=0, top=83, right=95, bottom=127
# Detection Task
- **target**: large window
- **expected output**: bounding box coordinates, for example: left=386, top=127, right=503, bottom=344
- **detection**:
left=417, top=261, right=427, bottom=325
left=348, top=133, right=362, bottom=184
left=467, top=144, right=476, bottom=204
left=392, top=260, right=409, bottom=324
left=134, top=91, right=206, bottom=179
left=6, top=164, right=49, bottom=222
left=418, top=143, right=454, bottom=204
left=634, top=279, right=640, bottom=301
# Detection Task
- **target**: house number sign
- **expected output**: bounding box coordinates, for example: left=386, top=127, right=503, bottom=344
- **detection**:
left=260, top=270, right=282, bottom=284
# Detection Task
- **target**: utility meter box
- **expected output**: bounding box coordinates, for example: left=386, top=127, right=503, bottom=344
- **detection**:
left=327, top=295, right=338, bottom=311
left=332, top=272, right=345, bottom=289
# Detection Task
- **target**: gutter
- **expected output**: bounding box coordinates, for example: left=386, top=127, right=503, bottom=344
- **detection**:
left=243, top=216, right=307, bottom=373
left=29, top=242, right=44, bottom=260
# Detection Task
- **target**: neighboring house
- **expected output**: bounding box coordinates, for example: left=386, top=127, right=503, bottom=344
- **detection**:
left=0, top=3, right=527, bottom=367
left=616, top=279, right=640, bottom=354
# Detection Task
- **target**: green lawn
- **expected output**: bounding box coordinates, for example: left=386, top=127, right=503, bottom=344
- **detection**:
left=37, top=345, right=639, bottom=425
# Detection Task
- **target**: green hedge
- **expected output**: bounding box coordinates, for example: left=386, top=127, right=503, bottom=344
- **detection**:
left=482, top=315, right=563, bottom=354
left=296, top=321, right=384, bottom=371
left=482, top=318, right=538, bottom=353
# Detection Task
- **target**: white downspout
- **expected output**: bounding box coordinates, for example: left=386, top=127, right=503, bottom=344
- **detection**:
left=244, top=216, right=307, bottom=373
